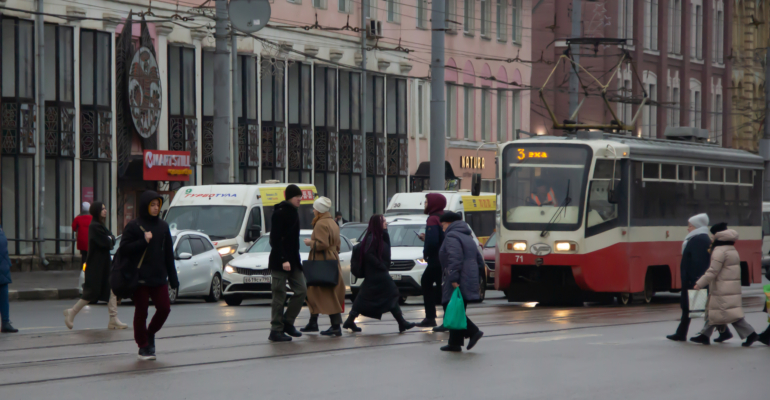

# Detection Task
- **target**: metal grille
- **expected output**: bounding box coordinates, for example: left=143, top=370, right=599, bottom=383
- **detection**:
left=389, top=260, right=415, bottom=271
left=235, top=267, right=270, bottom=276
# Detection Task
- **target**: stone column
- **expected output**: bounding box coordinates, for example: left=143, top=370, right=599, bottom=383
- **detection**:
left=155, top=22, right=174, bottom=151
left=191, top=28, right=208, bottom=185
left=103, top=13, right=121, bottom=231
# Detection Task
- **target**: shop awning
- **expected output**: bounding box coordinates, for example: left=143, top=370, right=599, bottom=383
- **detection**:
left=413, top=161, right=458, bottom=180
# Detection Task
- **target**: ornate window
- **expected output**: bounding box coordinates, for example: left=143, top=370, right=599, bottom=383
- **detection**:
left=287, top=62, right=312, bottom=185
left=80, top=29, right=112, bottom=227
left=168, top=45, right=197, bottom=186
left=44, top=24, right=75, bottom=255
left=339, top=70, right=362, bottom=221
left=201, top=49, right=214, bottom=184
left=261, top=58, right=286, bottom=183
left=365, top=75, right=386, bottom=219
left=1, top=17, right=36, bottom=255
left=313, top=65, right=336, bottom=199
left=386, top=78, right=408, bottom=202
left=237, top=55, right=259, bottom=183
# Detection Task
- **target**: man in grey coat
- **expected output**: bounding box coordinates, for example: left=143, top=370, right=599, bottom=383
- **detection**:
left=437, top=212, right=484, bottom=352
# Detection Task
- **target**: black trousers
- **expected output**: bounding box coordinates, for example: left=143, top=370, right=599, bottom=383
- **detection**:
left=80, top=250, right=88, bottom=264
left=676, top=288, right=726, bottom=337
left=442, top=302, right=479, bottom=347
left=421, top=265, right=442, bottom=319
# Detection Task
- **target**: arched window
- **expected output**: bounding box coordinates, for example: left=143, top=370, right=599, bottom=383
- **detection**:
left=712, top=0, right=724, bottom=64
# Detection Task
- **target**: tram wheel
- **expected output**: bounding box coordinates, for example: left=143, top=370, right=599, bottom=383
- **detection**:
left=616, top=293, right=632, bottom=306
left=642, top=274, right=655, bottom=304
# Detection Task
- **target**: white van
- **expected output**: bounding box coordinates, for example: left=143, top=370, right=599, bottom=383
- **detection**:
left=165, top=183, right=318, bottom=264
left=385, top=190, right=497, bottom=244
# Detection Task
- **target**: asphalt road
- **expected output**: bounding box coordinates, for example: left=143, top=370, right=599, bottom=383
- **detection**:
left=1, top=290, right=768, bottom=400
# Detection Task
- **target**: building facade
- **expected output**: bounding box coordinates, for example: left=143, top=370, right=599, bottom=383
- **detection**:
left=730, top=0, right=768, bottom=152
left=530, top=0, right=731, bottom=146
left=0, top=0, right=531, bottom=261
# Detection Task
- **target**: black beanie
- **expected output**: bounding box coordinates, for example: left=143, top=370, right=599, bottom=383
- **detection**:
left=285, top=184, right=303, bottom=200
left=710, top=222, right=728, bottom=235
left=439, top=211, right=463, bottom=223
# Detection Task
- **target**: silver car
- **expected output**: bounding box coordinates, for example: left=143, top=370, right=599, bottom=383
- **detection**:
left=79, top=230, right=224, bottom=304
left=222, top=230, right=354, bottom=306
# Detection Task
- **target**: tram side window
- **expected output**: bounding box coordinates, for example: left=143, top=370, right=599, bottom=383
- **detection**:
left=586, top=180, right=618, bottom=228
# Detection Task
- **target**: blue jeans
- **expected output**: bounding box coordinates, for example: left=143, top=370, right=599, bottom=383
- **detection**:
left=0, top=284, right=9, bottom=323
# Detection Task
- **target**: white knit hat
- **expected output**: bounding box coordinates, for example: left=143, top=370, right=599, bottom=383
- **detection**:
left=313, top=196, right=332, bottom=213
left=82, top=202, right=90, bottom=212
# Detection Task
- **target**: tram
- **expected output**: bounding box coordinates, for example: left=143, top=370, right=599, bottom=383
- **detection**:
left=494, top=132, right=764, bottom=304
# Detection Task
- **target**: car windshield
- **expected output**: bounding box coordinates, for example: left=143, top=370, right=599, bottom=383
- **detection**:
left=384, top=209, right=424, bottom=216
left=110, top=236, right=122, bottom=255
left=485, top=233, right=497, bottom=248
left=340, top=224, right=367, bottom=242
left=248, top=234, right=312, bottom=253
left=502, top=144, right=590, bottom=231
left=387, top=224, right=426, bottom=247
left=165, top=206, right=247, bottom=240
left=263, top=204, right=315, bottom=232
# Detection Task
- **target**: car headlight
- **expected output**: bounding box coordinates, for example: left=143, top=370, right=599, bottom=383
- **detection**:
left=506, top=241, right=527, bottom=252
left=224, top=265, right=236, bottom=274
left=218, top=246, right=237, bottom=256
left=82, top=263, right=87, bottom=272
left=554, top=241, right=578, bottom=253
left=416, top=258, right=428, bottom=266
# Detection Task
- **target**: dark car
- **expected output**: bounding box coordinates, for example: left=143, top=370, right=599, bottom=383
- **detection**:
left=482, top=232, right=496, bottom=289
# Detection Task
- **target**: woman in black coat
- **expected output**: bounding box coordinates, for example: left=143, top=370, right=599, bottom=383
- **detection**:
left=63, top=202, right=127, bottom=330
left=343, top=215, right=416, bottom=333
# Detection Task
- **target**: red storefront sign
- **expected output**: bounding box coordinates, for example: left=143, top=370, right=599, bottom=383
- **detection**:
left=143, top=150, right=192, bottom=181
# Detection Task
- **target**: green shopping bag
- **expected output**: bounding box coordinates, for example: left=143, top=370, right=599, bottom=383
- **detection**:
left=443, top=287, right=467, bottom=330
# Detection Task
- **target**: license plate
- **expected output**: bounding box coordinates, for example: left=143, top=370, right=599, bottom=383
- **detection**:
left=489, top=271, right=495, bottom=278
left=391, top=274, right=402, bottom=281
left=244, top=276, right=270, bottom=284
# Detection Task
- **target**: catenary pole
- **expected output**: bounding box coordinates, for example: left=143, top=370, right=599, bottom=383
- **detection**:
left=360, top=0, right=368, bottom=219
left=568, top=0, right=581, bottom=117
left=429, top=0, right=446, bottom=190
left=214, top=0, right=231, bottom=183
left=36, top=0, right=48, bottom=265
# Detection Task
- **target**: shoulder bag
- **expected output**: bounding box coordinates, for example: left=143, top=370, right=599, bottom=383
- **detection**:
left=110, top=226, right=149, bottom=298
left=302, top=231, right=340, bottom=287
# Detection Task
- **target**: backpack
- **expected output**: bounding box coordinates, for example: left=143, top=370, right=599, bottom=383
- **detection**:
left=350, top=241, right=364, bottom=279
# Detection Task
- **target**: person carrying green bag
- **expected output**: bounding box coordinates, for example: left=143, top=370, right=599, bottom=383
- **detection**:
left=437, top=212, right=484, bottom=352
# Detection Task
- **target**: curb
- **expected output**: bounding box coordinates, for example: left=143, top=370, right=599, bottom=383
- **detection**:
left=8, top=288, right=81, bottom=302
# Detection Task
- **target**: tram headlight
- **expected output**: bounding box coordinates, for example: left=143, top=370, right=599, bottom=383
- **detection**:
left=506, top=241, right=527, bottom=252
left=554, top=241, right=578, bottom=253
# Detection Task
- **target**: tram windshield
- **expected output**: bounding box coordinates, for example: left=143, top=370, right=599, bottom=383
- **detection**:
left=502, top=144, right=591, bottom=231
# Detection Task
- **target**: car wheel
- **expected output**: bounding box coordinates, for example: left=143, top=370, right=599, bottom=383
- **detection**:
left=168, top=286, right=178, bottom=304
left=204, top=274, right=222, bottom=303
left=225, top=296, right=243, bottom=306
left=642, top=273, right=654, bottom=304
left=398, top=296, right=408, bottom=305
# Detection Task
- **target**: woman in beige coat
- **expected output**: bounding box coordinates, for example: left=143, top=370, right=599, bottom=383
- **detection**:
left=690, top=225, right=759, bottom=347
left=300, top=197, right=346, bottom=337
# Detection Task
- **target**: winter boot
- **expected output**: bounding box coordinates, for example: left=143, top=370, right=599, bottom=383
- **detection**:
left=415, top=318, right=437, bottom=328
left=758, top=326, right=770, bottom=346
left=440, top=345, right=462, bottom=352
left=283, top=323, right=303, bottom=338
left=320, top=325, right=342, bottom=337
left=63, top=299, right=89, bottom=330
left=714, top=329, right=733, bottom=343
left=343, top=313, right=362, bottom=332
left=108, top=316, right=128, bottom=330
left=689, top=334, right=711, bottom=345
left=300, top=314, right=319, bottom=332
left=392, top=309, right=416, bottom=333
left=666, top=334, right=687, bottom=342
left=1, top=321, right=18, bottom=333
left=433, top=325, right=449, bottom=333
left=467, top=331, right=484, bottom=350
left=268, top=330, right=293, bottom=342
left=741, top=332, right=759, bottom=347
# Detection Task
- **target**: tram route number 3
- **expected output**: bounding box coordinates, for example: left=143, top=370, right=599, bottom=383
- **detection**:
left=517, top=149, right=548, bottom=160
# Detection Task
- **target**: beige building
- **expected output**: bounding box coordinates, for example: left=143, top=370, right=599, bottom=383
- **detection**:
left=731, top=0, right=769, bottom=152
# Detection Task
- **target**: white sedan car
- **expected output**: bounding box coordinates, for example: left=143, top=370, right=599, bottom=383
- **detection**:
left=79, top=230, right=223, bottom=304
left=222, top=230, right=354, bottom=306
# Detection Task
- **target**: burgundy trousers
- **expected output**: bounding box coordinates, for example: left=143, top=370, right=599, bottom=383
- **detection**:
left=133, top=284, right=171, bottom=348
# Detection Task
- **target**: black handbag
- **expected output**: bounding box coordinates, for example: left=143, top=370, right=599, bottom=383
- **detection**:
left=109, top=227, right=148, bottom=298
left=302, top=235, right=340, bottom=287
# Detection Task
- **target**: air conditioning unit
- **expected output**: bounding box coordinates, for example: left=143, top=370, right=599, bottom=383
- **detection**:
left=664, top=127, right=710, bottom=143
left=367, top=20, right=383, bottom=38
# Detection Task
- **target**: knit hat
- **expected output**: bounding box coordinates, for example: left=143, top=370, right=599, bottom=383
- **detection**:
left=439, top=211, right=463, bottom=223
left=82, top=202, right=90, bottom=213
left=285, top=184, right=303, bottom=200
left=688, top=213, right=709, bottom=229
left=313, top=196, right=332, bottom=213
left=710, top=222, right=728, bottom=235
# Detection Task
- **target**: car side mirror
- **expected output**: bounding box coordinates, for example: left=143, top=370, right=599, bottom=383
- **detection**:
left=471, top=173, right=482, bottom=197
left=245, top=226, right=262, bottom=242
left=177, top=252, right=192, bottom=260
left=237, top=248, right=246, bottom=254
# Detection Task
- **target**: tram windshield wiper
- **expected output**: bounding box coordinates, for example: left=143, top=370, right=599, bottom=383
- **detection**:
left=540, top=180, right=571, bottom=238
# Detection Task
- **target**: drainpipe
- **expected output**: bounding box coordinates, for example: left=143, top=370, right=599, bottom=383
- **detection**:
left=36, top=0, right=49, bottom=266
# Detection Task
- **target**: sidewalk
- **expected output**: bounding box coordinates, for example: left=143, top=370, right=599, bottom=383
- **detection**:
left=7, top=271, right=81, bottom=302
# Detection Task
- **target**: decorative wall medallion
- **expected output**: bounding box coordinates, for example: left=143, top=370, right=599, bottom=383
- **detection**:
left=128, top=47, right=162, bottom=138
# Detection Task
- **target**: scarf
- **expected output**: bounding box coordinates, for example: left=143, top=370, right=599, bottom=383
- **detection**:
left=708, top=240, right=735, bottom=254
left=682, top=226, right=710, bottom=254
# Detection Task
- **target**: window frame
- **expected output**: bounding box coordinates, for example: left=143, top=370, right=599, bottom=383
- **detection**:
left=168, top=44, right=198, bottom=187
left=464, top=0, right=475, bottom=34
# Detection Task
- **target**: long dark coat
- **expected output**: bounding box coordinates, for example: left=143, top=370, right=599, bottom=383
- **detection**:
left=82, top=220, right=115, bottom=302
left=268, top=201, right=302, bottom=272
left=439, top=221, right=482, bottom=305
left=351, top=231, right=399, bottom=319
left=679, top=233, right=711, bottom=310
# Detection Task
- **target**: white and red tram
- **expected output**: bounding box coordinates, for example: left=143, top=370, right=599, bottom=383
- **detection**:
left=494, top=132, right=764, bottom=304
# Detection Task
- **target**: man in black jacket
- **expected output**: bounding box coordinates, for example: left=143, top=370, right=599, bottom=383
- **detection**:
left=268, top=185, right=308, bottom=342
left=120, top=190, right=179, bottom=360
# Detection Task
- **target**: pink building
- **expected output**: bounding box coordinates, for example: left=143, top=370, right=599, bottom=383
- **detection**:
left=530, top=0, right=730, bottom=146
